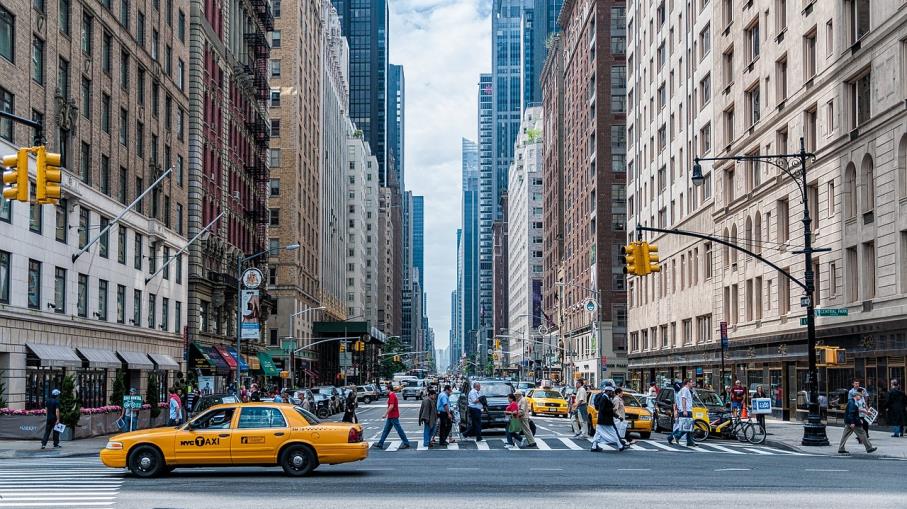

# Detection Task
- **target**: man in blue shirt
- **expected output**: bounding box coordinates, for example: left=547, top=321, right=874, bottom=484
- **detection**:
left=437, top=385, right=453, bottom=445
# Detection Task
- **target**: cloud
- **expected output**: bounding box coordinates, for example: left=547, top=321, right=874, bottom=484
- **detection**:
left=389, top=0, right=490, bottom=352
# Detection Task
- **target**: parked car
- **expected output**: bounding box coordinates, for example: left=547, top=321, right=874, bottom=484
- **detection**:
left=356, top=385, right=379, bottom=404
left=376, top=384, right=389, bottom=398
left=652, top=386, right=725, bottom=432
left=311, top=393, right=333, bottom=418
left=191, top=394, right=239, bottom=415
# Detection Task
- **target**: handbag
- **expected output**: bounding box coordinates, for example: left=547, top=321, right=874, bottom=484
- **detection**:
left=679, top=417, right=694, bottom=433
left=507, top=417, right=521, bottom=433
left=52, top=422, right=66, bottom=433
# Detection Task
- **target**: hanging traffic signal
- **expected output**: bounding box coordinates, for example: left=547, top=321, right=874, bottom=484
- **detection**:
left=339, top=342, right=346, bottom=352
left=393, top=355, right=401, bottom=362
left=494, top=338, right=501, bottom=350
left=623, top=242, right=641, bottom=276
left=642, top=242, right=661, bottom=274
left=2, top=148, right=29, bottom=202
left=36, top=146, right=62, bottom=204
left=355, top=340, right=365, bottom=352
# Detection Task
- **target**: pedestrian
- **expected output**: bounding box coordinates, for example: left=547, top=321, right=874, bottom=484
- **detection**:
left=646, top=381, right=658, bottom=399
left=730, top=380, right=747, bottom=416
left=590, top=386, right=624, bottom=452
left=185, top=388, right=199, bottom=418
left=119, top=388, right=141, bottom=432
left=343, top=387, right=359, bottom=423
left=168, top=387, right=182, bottom=426
left=449, top=392, right=461, bottom=443
left=838, top=390, right=877, bottom=454
left=250, top=383, right=261, bottom=402
left=419, top=389, right=438, bottom=447
left=613, top=387, right=631, bottom=446
left=437, top=385, right=453, bottom=446
left=669, top=379, right=696, bottom=447
left=885, top=380, right=906, bottom=437
left=40, top=389, right=62, bottom=449
left=504, top=393, right=520, bottom=449
left=571, top=379, right=589, bottom=438
left=466, top=382, right=484, bottom=441
left=754, top=386, right=768, bottom=429
left=515, top=390, right=537, bottom=448
left=849, top=379, right=871, bottom=438
left=375, top=382, right=412, bottom=450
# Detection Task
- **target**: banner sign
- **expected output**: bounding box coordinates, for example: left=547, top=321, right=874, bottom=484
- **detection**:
left=751, top=398, right=772, bottom=414
left=240, top=289, right=261, bottom=340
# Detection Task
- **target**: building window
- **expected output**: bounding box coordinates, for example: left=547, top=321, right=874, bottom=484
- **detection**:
left=119, top=108, right=128, bottom=145
left=270, top=89, right=280, bottom=107
left=176, top=253, right=182, bottom=284
left=271, top=59, right=281, bottom=77
left=862, top=241, right=875, bottom=299
left=723, top=106, right=735, bottom=147
left=147, top=293, right=156, bottom=329
left=55, top=199, right=67, bottom=243
left=722, top=46, right=734, bottom=88
left=846, top=0, right=870, bottom=44
left=134, top=233, right=142, bottom=270
left=27, top=259, right=40, bottom=309
left=0, top=251, right=8, bottom=304
left=775, top=56, right=788, bottom=101
left=101, top=93, right=111, bottom=133
left=148, top=241, right=157, bottom=273
left=269, top=149, right=280, bottom=167
left=270, top=178, right=280, bottom=196
left=162, top=246, right=170, bottom=279
left=849, top=71, right=871, bottom=129
left=118, top=166, right=127, bottom=203
left=99, top=217, right=109, bottom=257
left=117, top=225, right=127, bottom=264
left=80, top=13, right=92, bottom=55
left=77, top=273, right=88, bottom=317
left=269, top=209, right=280, bottom=226
left=699, top=74, right=711, bottom=109
left=746, top=20, right=760, bottom=62
left=0, top=6, right=14, bottom=63
left=271, top=119, right=280, bottom=137
left=611, top=66, right=626, bottom=112
left=177, top=10, right=185, bottom=41
left=777, top=197, right=789, bottom=243
left=101, top=31, right=111, bottom=74
left=161, top=297, right=169, bottom=331
left=120, top=50, right=129, bottom=88
left=53, top=267, right=65, bottom=313
left=746, top=84, right=760, bottom=126
left=0, top=87, right=12, bottom=141
left=804, top=106, right=817, bottom=152
left=97, top=279, right=108, bottom=320
left=860, top=154, right=874, bottom=215
left=133, top=289, right=141, bottom=326
left=32, top=36, right=44, bottom=84
left=174, top=301, right=181, bottom=333
left=775, top=0, right=787, bottom=33
left=271, top=30, right=281, bottom=47
left=803, top=29, right=817, bottom=80
left=137, top=10, right=145, bottom=46
left=29, top=198, right=42, bottom=234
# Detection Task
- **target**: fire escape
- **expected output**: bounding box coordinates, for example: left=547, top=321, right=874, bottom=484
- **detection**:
left=243, top=27, right=271, bottom=256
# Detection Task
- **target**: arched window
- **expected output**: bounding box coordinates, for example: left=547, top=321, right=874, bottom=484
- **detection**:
left=722, top=227, right=730, bottom=268
left=898, top=134, right=907, bottom=200
left=844, top=162, right=857, bottom=219
left=730, top=224, right=738, bottom=267
left=744, top=216, right=754, bottom=253
left=754, top=212, right=763, bottom=255
left=860, top=154, right=874, bottom=214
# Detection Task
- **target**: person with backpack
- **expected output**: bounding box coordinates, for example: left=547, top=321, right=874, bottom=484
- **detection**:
left=590, top=386, right=624, bottom=452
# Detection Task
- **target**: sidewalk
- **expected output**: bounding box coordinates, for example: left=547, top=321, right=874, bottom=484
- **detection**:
left=763, top=417, right=907, bottom=459
left=0, top=435, right=109, bottom=459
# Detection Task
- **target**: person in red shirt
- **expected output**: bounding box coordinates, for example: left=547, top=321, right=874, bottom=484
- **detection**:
left=730, top=380, right=747, bottom=414
left=375, top=382, right=412, bottom=450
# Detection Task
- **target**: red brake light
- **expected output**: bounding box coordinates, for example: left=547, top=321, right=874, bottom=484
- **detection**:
left=348, top=426, right=363, bottom=443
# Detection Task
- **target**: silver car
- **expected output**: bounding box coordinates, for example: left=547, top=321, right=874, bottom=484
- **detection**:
left=356, top=384, right=379, bottom=404
left=401, top=379, right=426, bottom=400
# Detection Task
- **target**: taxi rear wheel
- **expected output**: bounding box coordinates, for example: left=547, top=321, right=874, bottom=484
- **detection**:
left=128, top=445, right=165, bottom=478
left=280, top=445, right=316, bottom=477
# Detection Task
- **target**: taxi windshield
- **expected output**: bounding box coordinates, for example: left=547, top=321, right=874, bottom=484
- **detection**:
left=622, top=394, right=642, bottom=407
left=481, top=384, right=514, bottom=397
left=533, top=390, right=562, bottom=399
left=294, top=406, right=322, bottom=425
left=694, top=389, right=725, bottom=408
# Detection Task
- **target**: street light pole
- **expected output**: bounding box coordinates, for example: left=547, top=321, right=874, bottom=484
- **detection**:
left=287, top=306, right=325, bottom=389
left=235, top=243, right=300, bottom=391
left=691, top=137, right=829, bottom=446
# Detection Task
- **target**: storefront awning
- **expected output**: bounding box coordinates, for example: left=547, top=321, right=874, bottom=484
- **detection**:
left=204, top=346, right=231, bottom=374
left=116, top=350, right=155, bottom=370
left=189, top=342, right=216, bottom=370
left=214, top=345, right=237, bottom=369
left=257, top=352, right=280, bottom=377
left=243, top=354, right=261, bottom=371
left=148, top=353, right=180, bottom=370
left=26, top=343, right=82, bottom=368
left=227, top=347, right=249, bottom=372
left=76, top=347, right=122, bottom=369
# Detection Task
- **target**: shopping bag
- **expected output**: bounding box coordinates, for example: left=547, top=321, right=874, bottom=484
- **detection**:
left=507, top=417, right=521, bottom=433
left=52, top=422, right=66, bottom=433
left=115, top=417, right=127, bottom=432
left=680, top=417, right=694, bottom=433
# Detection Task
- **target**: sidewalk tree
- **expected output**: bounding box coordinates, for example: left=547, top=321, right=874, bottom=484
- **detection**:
left=59, top=374, right=81, bottom=429
left=110, top=370, right=125, bottom=406
left=147, top=374, right=161, bottom=419
left=380, top=336, right=407, bottom=378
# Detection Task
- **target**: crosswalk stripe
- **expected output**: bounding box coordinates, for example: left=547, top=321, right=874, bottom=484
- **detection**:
left=699, top=443, right=747, bottom=454
left=418, top=440, right=430, bottom=450
left=385, top=441, right=401, bottom=452
left=627, top=442, right=657, bottom=451
left=0, top=461, right=121, bottom=509
left=558, top=437, right=584, bottom=450
left=639, top=439, right=692, bottom=452
left=533, top=438, right=551, bottom=450
left=475, top=440, right=490, bottom=451
left=744, top=447, right=775, bottom=455
left=447, top=441, right=459, bottom=450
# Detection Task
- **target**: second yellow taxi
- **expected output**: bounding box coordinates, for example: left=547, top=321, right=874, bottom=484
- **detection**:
left=525, top=388, right=569, bottom=417
left=100, top=402, right=368, bottom=477
left=585, top=390, right=653, bottom=439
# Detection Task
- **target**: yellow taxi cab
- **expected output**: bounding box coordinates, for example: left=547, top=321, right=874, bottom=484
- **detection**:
left=100, top=402, right=367, bottom=478
left=585, top=390, right=653, bottom=439
left=525, top=388, right=569, bottom=418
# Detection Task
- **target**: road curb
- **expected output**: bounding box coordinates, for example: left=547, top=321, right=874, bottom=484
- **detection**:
left=0, top=449, right=99, bottom=459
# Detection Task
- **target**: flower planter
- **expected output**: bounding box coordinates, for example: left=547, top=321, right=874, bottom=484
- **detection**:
left=0, top=415, right=46, bottom=440
left=0, top=403, right=171, bottom=440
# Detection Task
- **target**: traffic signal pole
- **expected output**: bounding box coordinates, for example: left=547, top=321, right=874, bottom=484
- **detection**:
left=0, top=110, right=44, bottom=145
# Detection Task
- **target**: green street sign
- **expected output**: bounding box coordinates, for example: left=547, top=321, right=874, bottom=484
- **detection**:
left=815, top=308, right=848, bottom=317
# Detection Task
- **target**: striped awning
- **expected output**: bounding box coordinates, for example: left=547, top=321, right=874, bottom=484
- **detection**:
left=26, top=343, right=82, bottom=368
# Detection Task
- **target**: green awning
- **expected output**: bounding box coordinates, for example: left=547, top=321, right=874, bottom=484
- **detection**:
left=257, top=352, right=280, bottom=377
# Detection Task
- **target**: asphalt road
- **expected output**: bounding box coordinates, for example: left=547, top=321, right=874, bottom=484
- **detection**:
left=6, top=399, right=904, bottom=509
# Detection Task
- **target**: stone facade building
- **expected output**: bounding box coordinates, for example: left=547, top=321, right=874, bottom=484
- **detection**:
left=0, top=0, right=188, bottom=408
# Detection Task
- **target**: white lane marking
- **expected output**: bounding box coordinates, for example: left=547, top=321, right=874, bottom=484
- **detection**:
left=417, top=440, right=429, bottom=451
left=805, top=468, right=849, bottom=472
left=641, top=440, right=691, bottom=452
left=759, top=446, right=808, bottom=456
left=530, top=468, right=563, bottom=471
left=618, top=468, right=651, bottom=471
left=447, top=441, right=459, bottom=450
left=446, top=467, right=479, bottom=471
left=558, top=437, right=584, bottom=450
left=384, top=441, right=401, bottom=452
left=627, top=442, right=657, bottom=451
left=355, top=467, right=394, bottom=471
left=0, top=504, right=114, bottom=508
left=699, top=443, right=747, bottom=455
left=533, top=438, right=552, bottom=450
left=714, top=468, right=751, bottom=471
left=475, top=440, right=490, bottom=451
left=744, top=447, right=775, bottom=455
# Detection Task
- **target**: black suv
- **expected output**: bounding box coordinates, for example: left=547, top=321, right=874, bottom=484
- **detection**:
left=457, top=380, right=515, bottom=433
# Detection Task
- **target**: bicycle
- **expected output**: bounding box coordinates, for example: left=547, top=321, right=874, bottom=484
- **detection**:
left=691, top=411, right=766, bottom=444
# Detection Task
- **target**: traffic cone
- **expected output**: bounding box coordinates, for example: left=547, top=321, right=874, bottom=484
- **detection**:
left=741, top=405, right=749, bottom=419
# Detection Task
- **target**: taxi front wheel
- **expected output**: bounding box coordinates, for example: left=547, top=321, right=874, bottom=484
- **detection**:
left=280, top=445, right=316, bottom=477
left=128, top=445, right=165, bottom=478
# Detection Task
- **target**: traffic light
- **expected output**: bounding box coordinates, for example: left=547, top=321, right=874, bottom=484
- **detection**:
left=642, top=242, right=661, bottom=274
left=354, top=340, right=365, bottom=352
left=393, top=355, right=401, bottom=362
left=339, top=342, right=346, bottom=352
left=623, top=242, right=641, bottom=276
left=2, top=148, right=29, bottom=202
left=36, top=146, right=62, bottom=204
left=494, top=338, right=500, bottom=350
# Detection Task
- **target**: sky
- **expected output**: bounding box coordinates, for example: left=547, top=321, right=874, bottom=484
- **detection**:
left=389, top=0, right=492, bottom=353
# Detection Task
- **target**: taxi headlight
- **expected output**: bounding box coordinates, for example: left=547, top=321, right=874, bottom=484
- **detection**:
left=105, top=441, right=124, bottom=450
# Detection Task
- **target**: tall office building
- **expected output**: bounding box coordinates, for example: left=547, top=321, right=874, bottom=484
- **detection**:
left=460, top=138, right=480, bottom=364
left=452, top=228, right=463, bottom=367
left=331, top=0, right=389, bottom=184
left=264, top=0, right=324, bottom=368
left=541, top=0, right=627, bottom=386
left=412, top=195, right=424, bottom=289
left=388, top=64, right=405, bottom=188
left=401, top=191, right=414, bottom=349
left=476, top=74, right=494, bottom=362
left=187, top=0, right=277, bottom=386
